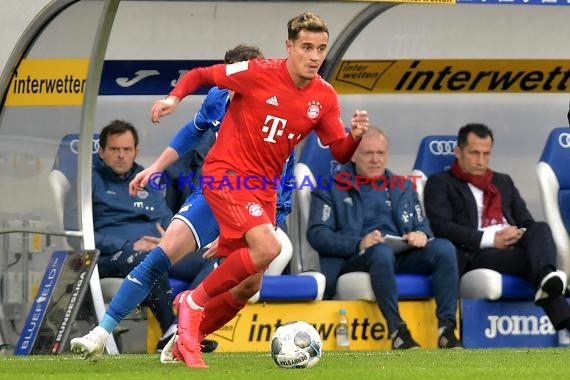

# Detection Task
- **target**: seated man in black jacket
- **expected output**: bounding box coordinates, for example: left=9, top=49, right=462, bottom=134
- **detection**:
left=424, top=122, right=570, bottom=331
left=307, top=126, right=462, bottom=349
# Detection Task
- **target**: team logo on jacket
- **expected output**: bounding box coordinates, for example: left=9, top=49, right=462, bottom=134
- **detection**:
left=136, top=189, right=149, bottom=199
left=414, top=204, right=424, bottom=222
left=401, top=210, right=410, bottom=224
left=307, top=100, right=321, bottom=119
left=321, top=204, right=331, bottom=222
left=246, top=202, right=263, bottom=217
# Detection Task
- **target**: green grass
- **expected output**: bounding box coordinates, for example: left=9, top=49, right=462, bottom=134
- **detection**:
left=0, top=349, right=568, bottom=380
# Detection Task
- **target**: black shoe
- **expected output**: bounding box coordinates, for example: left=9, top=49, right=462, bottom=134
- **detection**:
left=438, top=321, right=463, bottom=349
left=535, top=270, right=566, bottom=307
left=200, top=339, right=218, bottom=353
left=391, top=325, right=420, bottom=349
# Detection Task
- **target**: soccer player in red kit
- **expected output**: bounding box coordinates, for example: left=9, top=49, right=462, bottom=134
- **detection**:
left=149, top=12, right=369, bottom=368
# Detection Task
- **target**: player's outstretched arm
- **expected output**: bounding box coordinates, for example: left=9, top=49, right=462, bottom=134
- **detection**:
left=150, top=66, right=217, bottom=123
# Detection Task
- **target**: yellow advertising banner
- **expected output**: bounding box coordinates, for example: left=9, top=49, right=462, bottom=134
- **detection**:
left=5, top=58, right=88, bottom=106
left=148, top=300, right=444, bottom=353
left=331, top=59, right=570, bottom=94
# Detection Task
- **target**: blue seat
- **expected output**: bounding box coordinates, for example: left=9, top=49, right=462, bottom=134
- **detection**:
left=49, top=133, right=100, bottom=231
left=290, top=131, right=432, bottom=301
left=170, top=272, right=325, bottom=303
left=51, top=133, right=100, bottom=178
left=537, top=127, right=570, bottom=276
left=334, top=272, right=433, bottom=301
left=258, top=275, right=321, bottom=301
left=412, top=135, right=457, bottom=176
left=459, top=269, right=534, bottom=300
left=411, top=135, right=457, bottom=208
left=169, top=277, right=192, bottom=299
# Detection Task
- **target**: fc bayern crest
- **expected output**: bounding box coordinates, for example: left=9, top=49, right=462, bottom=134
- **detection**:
left=136, top=189, right=149, bottom=199
left=307, top=100, right=321, bottom=119
left=246, top=202, right=263, bottom=217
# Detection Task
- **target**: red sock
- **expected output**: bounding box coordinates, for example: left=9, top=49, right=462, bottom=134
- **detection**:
left=192, top=248, right=258, bottom=306
left=199, top=291, right=246, bottom=336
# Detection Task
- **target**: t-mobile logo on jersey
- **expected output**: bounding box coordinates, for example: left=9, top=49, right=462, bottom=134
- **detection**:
left=262, top=115, right=301, bottom=143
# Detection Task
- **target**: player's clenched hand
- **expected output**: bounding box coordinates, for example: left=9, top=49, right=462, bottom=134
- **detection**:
left=150, top=95, right=180, bottom=123
left=349, top=110, right=369, bottom=140
left=129, top=167, right=155, bottom=196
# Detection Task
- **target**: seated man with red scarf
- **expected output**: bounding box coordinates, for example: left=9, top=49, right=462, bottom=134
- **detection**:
left=424, top=123, right=570, bottom=331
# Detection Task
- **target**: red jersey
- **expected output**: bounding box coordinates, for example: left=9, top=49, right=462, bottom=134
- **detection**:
left=171, top=58, right=347, bottom=198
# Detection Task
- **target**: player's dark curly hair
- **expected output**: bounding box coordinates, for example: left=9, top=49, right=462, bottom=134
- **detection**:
left=224, top=44, right=264, bottom=64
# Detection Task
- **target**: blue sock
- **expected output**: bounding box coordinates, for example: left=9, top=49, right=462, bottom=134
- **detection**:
left=100, top=247, right=172, bottom=333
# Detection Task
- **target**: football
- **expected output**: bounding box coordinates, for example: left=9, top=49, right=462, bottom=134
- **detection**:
left=270, top=321, right=323, bottom=369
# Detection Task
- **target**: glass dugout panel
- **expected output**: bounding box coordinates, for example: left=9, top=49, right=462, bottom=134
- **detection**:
left=0, top=0, right=106, bottom=344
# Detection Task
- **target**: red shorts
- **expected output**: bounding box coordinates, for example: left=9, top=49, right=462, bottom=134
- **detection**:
left=203, top=179, right=276, bottom=257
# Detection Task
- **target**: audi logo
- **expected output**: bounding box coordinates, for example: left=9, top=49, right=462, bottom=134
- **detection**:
left=558, top=133, right=570, bottom=149
left=428, top=140, right=457, bottom=155
left=69, top=138, right=100, bottom=154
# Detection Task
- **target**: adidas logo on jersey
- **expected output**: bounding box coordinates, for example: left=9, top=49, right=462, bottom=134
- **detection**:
left=265, top=96, right=279, bottom=106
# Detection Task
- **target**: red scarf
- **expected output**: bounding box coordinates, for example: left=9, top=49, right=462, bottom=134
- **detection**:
left=450, top=160, right=503, bottom=227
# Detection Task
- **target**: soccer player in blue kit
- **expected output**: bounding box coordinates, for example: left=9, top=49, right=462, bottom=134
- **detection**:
left=71, top=45, right=295, bottom=362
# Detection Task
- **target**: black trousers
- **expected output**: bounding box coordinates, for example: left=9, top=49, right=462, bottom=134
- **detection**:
left=463, top=222, right=570, bottom=329
left=463, top=222, right=556, bottom=286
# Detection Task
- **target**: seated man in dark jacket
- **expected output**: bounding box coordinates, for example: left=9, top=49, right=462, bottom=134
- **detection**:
left=306, top=126, right=462, bottom=349
left=424, top=122, right=570, bottom=331
left=93, top=120, right=216, bottom=351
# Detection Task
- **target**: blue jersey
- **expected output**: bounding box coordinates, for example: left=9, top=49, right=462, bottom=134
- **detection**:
left=169, top=86, right=294, bottom=228
left=169, top=87, right=229, bottom=157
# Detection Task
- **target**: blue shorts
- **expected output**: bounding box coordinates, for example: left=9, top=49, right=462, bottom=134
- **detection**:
left=172, top=192, right=219, bottom=249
